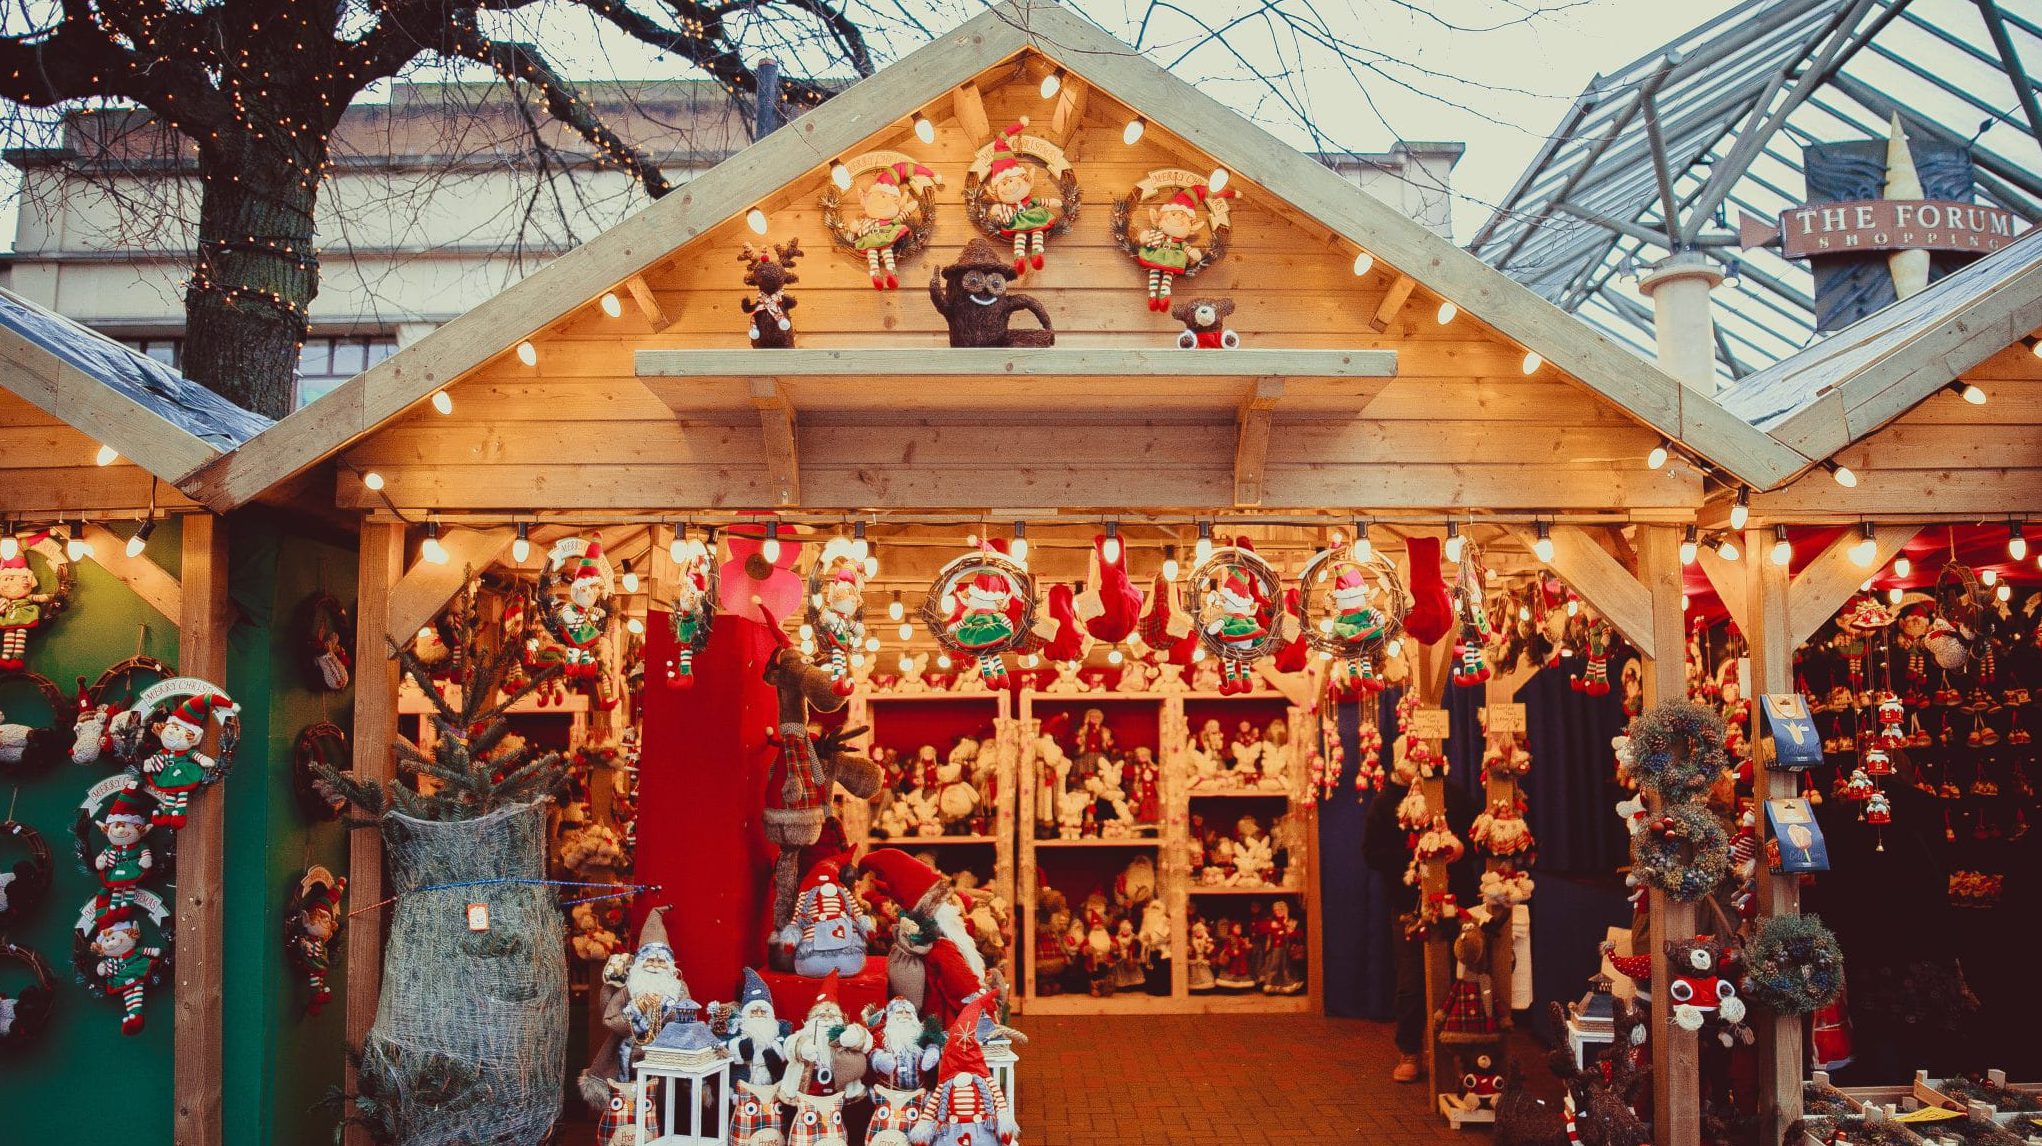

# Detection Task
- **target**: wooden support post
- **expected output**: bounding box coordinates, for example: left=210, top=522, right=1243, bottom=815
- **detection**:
left=345, top=522, right=404, bottom=1146
left=173, top=514, right=230, bottom=1146
left=1635, top=524, right=1700, bottom=1146
left=1371, top=275, right=1416, bottom=332
left=1504, top=524, right=1656, bottom=660
left=1787, top=526, right=1919, bottom=647
left=952, top=83, right=991, bottom=144
left=383, top=526, right=513, bottom=650
left=1233, top=377, right=1281, bottom=507
left=1049, top=75, right=1089, bottom=148
left=1696, top=543, right=1751, bottom=637
left=1744, top=527, right=1802, bottom=1144
left=752, top=379, right=800, bottom=506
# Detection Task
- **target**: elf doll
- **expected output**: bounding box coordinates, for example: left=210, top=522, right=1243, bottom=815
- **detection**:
left=942, top=570, right=1025, bottom=688
left=88, top=902, right=163, bottom=1035
left=814, top=556, right=866, bottom=696
left=141, top=692, right=238, bottom=830
left=982, top=119, right=1062, bottom=274
left=909, top=996, right=1017, bottom=1146
left=849, top=161, right=937, bottom=289
left=555, top=544, right=610, bottom=649
left=1134, top=185, right=1230, bottom=310
left=288, top=869, right=346, bottom=1015
left=92, top=786, right=154, bottom=910
left=0, top=544, right=55, bottom=671
left=665, top=551, right=712, bottom=690
left=1205, top=568, right=1269, bottom=695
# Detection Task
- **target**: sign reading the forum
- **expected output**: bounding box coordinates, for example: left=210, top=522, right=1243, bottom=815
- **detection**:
left=1751, top=199, right=2020, bottom=260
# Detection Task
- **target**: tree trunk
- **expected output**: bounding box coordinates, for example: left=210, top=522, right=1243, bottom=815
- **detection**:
left=181, top=152, right=322, bottom=420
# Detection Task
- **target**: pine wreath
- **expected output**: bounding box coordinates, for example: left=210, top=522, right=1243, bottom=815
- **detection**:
left=1741, top=913, right=1845, bottom=1015
left=1630, top=802, right=1731, bottom=903
left=1622, top=700, right=1728, bottom=802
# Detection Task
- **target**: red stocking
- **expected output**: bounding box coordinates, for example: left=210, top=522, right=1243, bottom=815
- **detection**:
left=1403, top=536, right=1452, bottom=646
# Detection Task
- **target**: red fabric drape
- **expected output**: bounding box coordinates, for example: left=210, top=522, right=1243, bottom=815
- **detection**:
left=636, top=609, right=778, bottom=1001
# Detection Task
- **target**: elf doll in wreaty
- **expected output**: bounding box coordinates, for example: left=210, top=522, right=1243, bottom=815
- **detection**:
left=0, top=543, right=57, bottom=671
left=286, top=867, right=346, bottom=1016
left=909, top=996, right=1017, bottom=1146
left=140, top=692, right=238, bottom=830
left=862, top=848, right=991, bottom=1029
left=91, top=786, right=154, bottom=911
left=87, top=902, right=163, bottom=1035
left=940, top=571, right=1026, bottom=689
left=1204, top=568, right=1270, bottom=695
left=981, top=119, right=1062, bottom=275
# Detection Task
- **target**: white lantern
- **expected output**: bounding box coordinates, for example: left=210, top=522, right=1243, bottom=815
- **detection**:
left=631, top=1022, right=735, bottom=1145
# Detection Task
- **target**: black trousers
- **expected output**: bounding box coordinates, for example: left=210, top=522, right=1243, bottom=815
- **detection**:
left=1394, top=930, right=1425, bottom=1054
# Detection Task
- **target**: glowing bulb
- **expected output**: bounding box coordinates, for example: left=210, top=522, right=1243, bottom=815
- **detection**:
left=799, top=623, right=815, bottom=641
left=1532, top=524, right=1554, bottom=564
left=864, top=636, right=881, bottom=652
left=864, top=556, right=879, bottom=577
left=1729, top=489, right=1750, bottom=531
left=1962, top=383, right=1986, bottom=405
left=888, top=597, right=905, bottom=622
left=1894, top=556, right=1911, bottom=578
left=1102, top=534, right=1121, bottom=564
left=1040, top=70, right=1062, bottom=99
left=1192, top=646, right=1208, bottom=663
left=937, top=654, right=953, bottom=669
left=1647, top=441, right=1670, bottom=470
left=621, top=570, right=640, bottom=594
left=1352, top=251, right=1374, bottom=276
left=1518, top=605, right=1531, bottom=622
left=1122, top=118, right=1145, bottom=145
left=1520, top=352, right=1542, bottom=375
left=762, top=537, right=782, bottom=562
left=1996, top=583, right=2012, bottom=602
left=363, top=471, right=385, bottom=491
left=516, top=341, right=537, bottom=366
left=1195, top=537, right=1213, bottom=562
left=1566, top=599, right=1580, bottom=617
left=1208, top=167, right=1230, bottom=193
left=420, top=534, right=449, bottom=566
left=419, top=627, right=436, bottom=643
left=1827, top=461, right=1858, bottom=488
left=1981, top=568, right=1998, bottom=586
left=746, top=208, right=769, bottom=234
left=627, top=617, right=646, bottom=635
left=126, top=519, right=155, bottom=558
left=1436, top=301, right=1458, bottom=325
left=1107, top=648, right=1124, bottom=664
left=1444, top=525, right=1464, bottom=564
left=1319, top=618, right=1335, bottom=635
left=1682, top=595, right=1690, bottom=611
left=1385, top=639, right=1403, bottom=658
left=1848, top=539, right=1877, bottom=568
left=600, top=292, right=622, bottom=317
left=899, top=654, right=915, bottom=672
left=897, top=622, right=913, bottom=642
left=65, top=530, right=91, bottom=561
left=1023, top=654, right=1040, bottom=669
left=0, top=537, right=17, bottom=560
left=1353, top=530, right=1372, bottom=563
left=1163, top=558, right=1180, bottom=581
left=1717, top=538, right=1740, bottom=562
left=1770, top=528, right=1791, bottom=566
left=512, top=525, right=531, bottom=564
left=940, top=593, right=957, bottom=614
left=1680, top=538, right=1698, bottom=566
left=914, top=116, right=936, bottom=145
left=2009, top=523, right=2028, bottom=561
left=431, top=390, right=453, bottom=416
left=849, top=652, right=864, bottom=668
left=95, top=444, right=119, bottom=466
left=1888, top=587, right=1905, bottom=604
left=831, top=162, right=853, bottom=190
left=1011, top=538, right=1029, bottom=563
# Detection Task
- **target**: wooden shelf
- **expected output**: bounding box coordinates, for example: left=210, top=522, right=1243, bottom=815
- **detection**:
left=1188, top=885, right=1301, bottom=896
left=1019, top=991, right=1313, bottom=1016
left=865, top=691, right=1003, bottom=703
left=1185, top=787, right=1295, bottom=798
left=1027, top=691, right=1167, bottom=703
left=1033, top=837, right=1161, bottom=849
left=870, top=834, right=1001, bottom=846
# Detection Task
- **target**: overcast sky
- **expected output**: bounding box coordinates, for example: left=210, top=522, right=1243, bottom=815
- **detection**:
left=0, top=0, right=1749, bottom=247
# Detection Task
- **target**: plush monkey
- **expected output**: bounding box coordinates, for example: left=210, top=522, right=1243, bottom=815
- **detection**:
left=929, top=238, right=1055, bottom=348
left=1171, top=297, right=1240, bottom=349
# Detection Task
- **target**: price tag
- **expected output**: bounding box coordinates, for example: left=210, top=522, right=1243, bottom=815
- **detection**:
left=1408, top=707, right=1451, bottom=741
left=466, top=902, right=491, bottom=932
left=1485, top=704, right=1527, bottom=734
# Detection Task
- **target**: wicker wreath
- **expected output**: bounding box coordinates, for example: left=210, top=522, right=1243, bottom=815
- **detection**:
left=1185, top=546, right=1287, bottom=663
left=107, top=677, right=242, bottom=796
left=0, top=939, right=57, bottom=1045
left=1630, top=802, right=1732, bottom=903
left=0, top=532, right=76, bottom=649
left=73, top=771, right=176, bottom=883
left=1740, top=913, right=1845, bottom=1015
left=1298, top=547, right=1408, bottom=659
left=1622, top=700, right=1729, bottom=802
left=86, top=655, right=174, bottom=709
left=1110, top=172, right=1233, bottom=281
left=0, top=819, right=54, bottom=927
left=70, top=885, right=174, bottom=996
left=964, top=126, right=1081, bottom=243
left=805, top=544, right=869, bottom=657
left=302, top=591, right=355, bottom=692
left=820, top=150, right=941, bottom=268
left=293, top=721, right=352, bottom=822
left=920, top=548, right=1038, bottom=659
left=536, top=536, right=613, bottom=652
left=0, top=670, right=71, bottom=776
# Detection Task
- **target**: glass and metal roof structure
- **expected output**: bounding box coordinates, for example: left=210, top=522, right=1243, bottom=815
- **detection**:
left=1470, top=0, right=2042, bottom=388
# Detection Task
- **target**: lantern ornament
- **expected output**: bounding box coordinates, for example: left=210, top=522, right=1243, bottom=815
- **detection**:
left=1298, top=547, right=1407, bottom=693
left=807, top=538, right=869, bottom=697
left=665, top=534, right=719, bottom=691
left=922, top=546, right=1038, bottom=689
left=1186, top=546, right=1288, bottom=695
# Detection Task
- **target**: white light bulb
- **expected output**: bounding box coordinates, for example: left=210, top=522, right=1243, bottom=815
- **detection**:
left=746, top=208, right=769, bottom=234
left=1647, top=444, right=1669, bottom=470
left=863, top=555, right=879, bottom=577
left=363, top=471, right=386, bottom=491
left=669, top=538, right=687, bottom=564
left=1566, top=599, right=1579, bottom=617
left=1996, top=583, right=2012, bottom=602
left=1011, top=537, right=1029, bottom=563
left=513, top=537, right=531, bottom=564
left=1831, top=463, right=1858, bottom=488
left=1981, top=568, right=1998, bottom=587
left=421, top=536, right=449, bottom=565
left=1208, top=167, right=1230, bottom=193
left=799, top=623, right=814, bottom=641
left=851, top=538, right=870, bottom=562
left=864, top=636, right=881, bottom=652
left=1848, top=539, right=1877, bottom=568
left=1445, top=535, right=1465, bottom=563
left=1679, top=539, right=1698, bottom=565
left=1122, top=118, right=1145, bottom=145
left=1192, top=646, right=1208, bottom=663
left=1960, top=384, right=1986, bottom=405
left=1023, top=654, right=1039, bottom=668
left=1518, top=605, right=1531, bottom=622
left=1771, top=538, right=1791, bottom=566
left=831, top=163, right=853, bottom=191
left=1352, top=251, right=1374, bottom=277
left=1385, top=639, right=1403, bottom=658
left=915, top=116, right=936, bottom=145
left=1353, top=537, right=1372, bottom=563
left=888, top=600, right=905, bottom=622
left=1681, top=594, right=1690, bottom=611
left=1894, top=556, right=1911, bottom=578
left=1319, top=618, right=1335, bottom=635
left=1729, top=503, right=1749, bottom=531
left=0, top=537, right=17, bottom=560
left=1520, top=352, right=1542, bottom=375
left=1102, top=536, right=1121, bottom=564
left=1888, top=587, right=1905, bottom=604
left=762, top=537, right=781, bottom=563
left=1040, top=71, right=1061, bottom=99
left=849, top=652, right=864, bottom=668
left=428, top=389, right=453, bottom=416
left=95, top=444, right=118, bottom=466
left=898, top=622, right=913, bottom=642
left=1163, top=558, right=1180, bottom=581
left=627, top=617, right=646, bottom=635
left=937, top=654, right=953, bottom=669
left=516, top=341, right=537, bottom=366
left=940, top=593, right=957, bottom=614
left=621, top=571, right=640, bottom=593
left=1436, top=301, right=1458, bottom=325
left=1718, top=539, right=1740, bottom=562
left=2011, top=534, right=2029, bottom=561
left=899, top=654, right=915, bottom=673
left=1195, top=537, right=1213, bottom=562
left=600, top=291, right=623, bottom=318
left=126, top=533, right=147, bottom=559
left=1533, top=536, right=1555, bottom=563
left=1107, top=648, right=1124, bottom=664
left=66, top=534, right=91, bottom=561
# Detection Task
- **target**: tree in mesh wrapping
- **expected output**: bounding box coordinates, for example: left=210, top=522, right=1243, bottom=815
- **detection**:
left=314, top=586, right=570, bottom=1143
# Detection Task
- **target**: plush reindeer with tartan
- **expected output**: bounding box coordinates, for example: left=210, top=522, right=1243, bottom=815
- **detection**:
left=740, top=240, right=804, bottom=349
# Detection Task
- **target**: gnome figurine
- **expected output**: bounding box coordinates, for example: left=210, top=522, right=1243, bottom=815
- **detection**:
left=909, top=996, right=1017, bottom=1145
left=140, top=692, right=238, bottom=829
left=781, top=856, right=873, bottom=978
left=867, top=995, right=942, bottom=1091
left=862, top=848, right=991, bottom=1029
left=728, top=966, right=793, bottom=1086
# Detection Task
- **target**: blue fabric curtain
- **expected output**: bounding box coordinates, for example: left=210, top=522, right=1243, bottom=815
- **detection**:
left=1516, top=654, right=1632, bottom=875
left=1318, top=692, right=1400, bottom=1019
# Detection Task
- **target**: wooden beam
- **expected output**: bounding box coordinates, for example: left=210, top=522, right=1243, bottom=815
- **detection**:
left=1634, top=523, right=1699, bottom=1146
left=751, top=379, right=800, bottom=506
left=83, top=523, right=182, bottom=622
left=0, top=320, right=221, bottom=484
left=1743, top=526, right=1802, bottom=1146
left=172, top=514, right=230, bottom=1146
left=384, top=526, right=514, bottom=650
left=1694, top=542, right=1750, bottom=637
left=1505, top=524, right=1656, bottom=661
left=1049, top=75, right=1089, bottom=147
left=623, top=275, right=675, bottom=332
left=952, top=82, right=992, bottom=145
left=345, top=523, right=404, bottom=1146
left=1370, top=275, right=1415, bottom=333
left=1787, top=524, right=1919, bottom=646
left=1233, top=377, right=1281, bottom=506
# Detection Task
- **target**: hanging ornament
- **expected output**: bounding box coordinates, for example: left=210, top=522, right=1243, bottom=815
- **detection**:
left=821, top=152, right=941, bottom=289
left=1573, top=621, right=1613, bottom=696
left=0, top=531, right=72, bottom=671
left=806, top=539, right=869, bottom=697
left=1185, top=544, right=1290, bottom=695
left=0, top=939, right=56, bottom=1045
left=0, top=670, right=70, bottom=775
left=1114, top=169, right=1236, bottom=310
left=1300, top=546, right=1409, bottom=693
left=1926, top=560, right=1986, bottom=671
left=86, top=784, right=156, bottom=911
left=292, top=721, right=351, bottom=821
left=664, top=534, right=719, bottom=691
left=922, top=546, right=1040, bottom=689
left=74, top=888, right=172, bottom=1035
left=0, top=819, right=53, bottom=928
left=285, top=865, right=346, bottom=1016
left=1074, top=534, right=1142, bottom=645
left=1354, top=719, right=1384, bottom=796
left=964, top=118, right=1077, bottom=275
left=1450, top=540, right=1492, bottom=686
left=109, top=677, right=241, bottom=831
left=301, top=591, right=354, bottom=692
left=539, top=537, right=614, bottom=652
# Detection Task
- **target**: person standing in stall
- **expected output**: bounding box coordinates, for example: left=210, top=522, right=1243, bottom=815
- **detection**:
left=1363, top=756, right=1478, bottom=1084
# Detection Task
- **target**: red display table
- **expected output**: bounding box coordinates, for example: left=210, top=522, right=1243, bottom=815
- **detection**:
left=761, top=957, right=890, bottom=1021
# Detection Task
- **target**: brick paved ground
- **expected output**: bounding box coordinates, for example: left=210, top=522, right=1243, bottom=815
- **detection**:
left=1014, top=1014, right=1489, bottom=1146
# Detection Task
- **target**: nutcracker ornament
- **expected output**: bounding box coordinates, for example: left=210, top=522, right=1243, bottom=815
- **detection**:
left=1188, top=544, right=1292, bottom=694
left=922, top=545, right=1042, bottom=690
left=0, top=533, right=70, bottom=671
left=739, top=239, right=804, bottom=349
left=1115, top=169, right=1236, bottom=309
left=823, top=153, right=941, bottom=289
left=110, top=678, right=240, bottom=831
left=75, top=890, right=170, bottom=1035
left=663, top=533, right=717, bottom=691
left=807, top=540, right=869, bottom=697
left=286, top=865, right=346, bottom=1015
left=1299, top=546, right=1408, bottom=692
left=965, top=118, right=1075, bottom=275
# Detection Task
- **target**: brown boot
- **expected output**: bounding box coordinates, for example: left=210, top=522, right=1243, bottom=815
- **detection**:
left=1391, top=1054, right=1422, bottom=1083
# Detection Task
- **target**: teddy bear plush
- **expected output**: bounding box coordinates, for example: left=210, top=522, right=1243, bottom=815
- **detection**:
left=1171, top=296, right=1240, bottom=349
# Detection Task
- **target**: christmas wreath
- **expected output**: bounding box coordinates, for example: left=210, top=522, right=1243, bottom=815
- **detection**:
left=0, top=819, right=54, bottom=927
left=1740, top=913, right=1845, bottom=1015
left=302, top=591, right=355, bottom=692
left=293, top=721, right=352, bottom=821
left=0, top=939, right=57, bottom=1045
left=0, top=670, right=70, bottom=775
left=1621, top=700, right=1729, bottom=802
left=1630, top=802, right=1731, bottom=903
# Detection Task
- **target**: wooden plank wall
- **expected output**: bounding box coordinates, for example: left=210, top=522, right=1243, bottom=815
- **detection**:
left=341, top=76, right=1686, bottom=512
left=0, top=391, right=200, bottom=512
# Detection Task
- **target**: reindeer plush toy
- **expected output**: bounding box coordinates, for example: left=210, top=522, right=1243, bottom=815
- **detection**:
left=740, top=239, right=804, bottom=349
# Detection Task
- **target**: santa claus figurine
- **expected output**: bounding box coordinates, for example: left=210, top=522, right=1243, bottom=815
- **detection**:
left=614, top=907, right=693, bottom=1082
left=909, top=996, right=1017, bottom=1146
left=779, top=970, right=873, bottom=1103
left=141, top=692, right=238, bottom=829
left=727, top=967, right=792, bottom=1087
left=781, top=857, right=872, bottom=978
left=862, top=848, right=991, bottom=1028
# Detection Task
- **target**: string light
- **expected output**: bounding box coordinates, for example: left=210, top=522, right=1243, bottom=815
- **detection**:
left=1102, top=522, right=1121, bottom=564
left=1520, top=351, right=1542, bottom=375
left=1981, top=568, right=1999, bottom=587
left=851, top=521, right=870, bottom=562
left=762, top=522, right=781, bottom=563
left=1, top=534, right=18, bottom=561
left=362, top=471, right=385, bottom=491
left=830, top=160, right=853, bottom=190
left=1209, top=167, right=1231, bottom=193
left=420, top=521, right=448, bottom=566
left=1946, top=380, right=1986, bottom=404
left=1195, top=521, right=1214, bottom=563
left=1680, top=525, right=1699, bottom=566
left=864, top=636, right=881, bottom=653
left=914, top=116, right=936, bottom=144
left=2009, top=521, right=2028, bottom=561
left=1352, top=522, right=1372, bottom=563
left=1823, top=460, right=1858, bottom=488
left=2027, top=336, right=2042, bottom=359
left=799, top=623, right=815, bottom=642
left=600, top=292, right=623, bottom=318
left=1532, top=522, right=1554, bottom=564
left=897, top=622, right=913, bottom=642
left=512, top=523, right=531, bottom=564
left=1351, top=251, right=1374, bottom=276
left=1011, top=521, right=1028, bottom=564
left=1647, top=440, right=1670, bottom=470
left=1039, top=69, right=1063, bottom=99
left=889, top=591, right=905, bottom=622
left=1162, top=546, right=1180, bottom=582
left=1770, top=525, right=1791, bottom=566
left=95, top=444, right=118, bottom=466
left=65, top=522, right=92, bottom=561
left=937, top=653, right=953, bottom=670
left=1385, top=639, right=1403, bottom=658
left=1682, top=594, right=1690, bottom=611
left=1122, top=117, right=1146, bottom=145
left=126, top=518, right=157, bottom=559
left=746, top=209, right=769, bottom=234
left=1894, top=555, right=1911, bottom=579
left=620, top=560, right=639, bottom=594
left=1848, top=522, right=1878, bottom=568
left=1729, top=487, right=1750, bottom=530
left=899, top=654, right=915, bottom=673
left=1566, top=598, right=1579, bottom=617
left=431, top=390, right=453, bottom=415
left=1997, top=582, right=2013, bottom=602
left=1435, top=300, right=1458, bottom=325
left=1107, top=648, right=1124, bottom=664
left=627, top=617, right=646, bottom=635
left=1518, top=605, right=1531, bottom=622
left=516, top=341, right=537, bottom=366
left=1444, top=521, right=1464, bottom=563
left=1888, top=587, right=1905, bottom=604
left=1717, top=536, right=1740, bottom=562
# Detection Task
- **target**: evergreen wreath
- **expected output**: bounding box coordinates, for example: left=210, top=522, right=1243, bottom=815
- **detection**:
left=1622, top=700, right=1729, bottom=802
left=1740, top=913, right=1845, bottom=1015
left=1630, top=802, right=1731, bottom=902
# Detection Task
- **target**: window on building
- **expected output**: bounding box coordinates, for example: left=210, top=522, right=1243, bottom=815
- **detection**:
left=120, top=338, right=183, bottom=368
left=296, top=336, right=398, bottom=408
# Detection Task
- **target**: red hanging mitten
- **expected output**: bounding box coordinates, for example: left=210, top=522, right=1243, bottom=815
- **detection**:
left=1404, top=535, right=1452, bottom=646
left=1074, top=534, right=1143, bottom=644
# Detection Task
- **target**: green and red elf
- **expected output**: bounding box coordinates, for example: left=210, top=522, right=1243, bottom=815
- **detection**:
left=88, top=902, right=162, bottom=1035
left=141, top=692, right=238, bottom=830
left=1134, top=183, right=1233, bottom=310
left=983, top=119, right=1062, bottom=274
left=92, top=786, right=154, bottom=909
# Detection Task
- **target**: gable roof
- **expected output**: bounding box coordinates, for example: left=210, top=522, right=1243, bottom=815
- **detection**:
left=0, top=285, right=269, bottom=485
left=1723, top=226, right=2042, bottom=468
left=178, top=0, right=1808, bottom=512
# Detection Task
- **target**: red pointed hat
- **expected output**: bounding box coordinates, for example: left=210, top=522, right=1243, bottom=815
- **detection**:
left=800, top=856, right=846, bottom=893
left=571, top=542, right=605, bottom=583
left=861, top=847, right=943, bottom=909
left=814, top=968, right=843, bottom=1009
left=938, top=994, right=994, bottom=1080
left=169, top=692, right=237, bottom=730
left=105, top=786, right=151, bottom=825
left=987, top=119, right=1028, bottom=177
